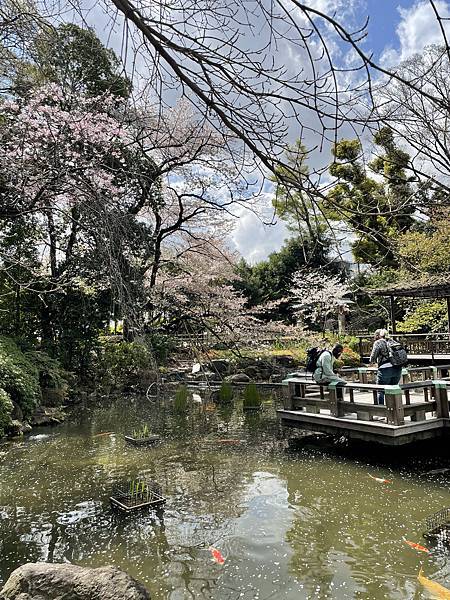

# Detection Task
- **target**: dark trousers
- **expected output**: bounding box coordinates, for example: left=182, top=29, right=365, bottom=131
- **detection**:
left=376, top=366, right=402, bottom=405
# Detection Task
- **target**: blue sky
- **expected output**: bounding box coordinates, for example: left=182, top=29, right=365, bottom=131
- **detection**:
left=364, top=1, right=410, bottom=58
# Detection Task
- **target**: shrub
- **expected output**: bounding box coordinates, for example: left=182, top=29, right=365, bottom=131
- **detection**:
left=341, top=347, right=361, bottom=367
left=243, top=383, right=262, bottom=408
left=0, top=388, right=13, bottom=437
left=0, top=336, right=41, bottom=417
left=146, top=332, right=176, bottom=364
left=25, top=350, right=71, bottom=390
left=174, top=385, right=188, bottom=412
left=218, top=381, right=233, bottom=403
left=397, top=301, right=448, bottom=333
left=97, top=340, right=154, bottom=391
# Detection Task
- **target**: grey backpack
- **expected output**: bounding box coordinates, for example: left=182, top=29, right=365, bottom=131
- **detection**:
left=386, top=339, right=408, bottom=367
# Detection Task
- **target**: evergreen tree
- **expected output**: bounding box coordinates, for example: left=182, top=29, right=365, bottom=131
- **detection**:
left=326, top=128, right=415, bottom=267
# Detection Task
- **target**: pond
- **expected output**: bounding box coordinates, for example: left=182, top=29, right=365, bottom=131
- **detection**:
left=1, top=389, right=450, bottom=599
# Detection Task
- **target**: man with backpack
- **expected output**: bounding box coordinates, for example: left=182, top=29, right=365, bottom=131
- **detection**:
left=369, top=329, right=408, bottom=405
left=311, top=344, right=346, bottom=385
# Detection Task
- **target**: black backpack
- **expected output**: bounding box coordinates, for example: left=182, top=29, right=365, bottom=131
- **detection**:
left=386, top=339, right=408, bottom=367
left=306, top=347, right=327, bottom=372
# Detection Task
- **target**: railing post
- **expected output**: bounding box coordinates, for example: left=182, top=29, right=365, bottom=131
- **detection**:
left=358, top=367, right=368, bottom=384
left=283, top=381, right=294, bottom=410
left=328, top=381, right=345, bottom=417
left=400, top=368, right=410, bottom=384
left=385, top=385, right=405, bottom=425
left=433, top=381, right=449, bottom=419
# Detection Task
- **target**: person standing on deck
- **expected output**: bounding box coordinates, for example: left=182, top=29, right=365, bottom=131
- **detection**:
left=313, top=344, right=346, bottom=385
left=370, top=329, right=402, bottom=405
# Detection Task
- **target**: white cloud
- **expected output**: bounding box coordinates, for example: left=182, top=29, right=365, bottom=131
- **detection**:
left=381, top=0, right=450, bottom=66
left=229, top=195, right=289, bottom=264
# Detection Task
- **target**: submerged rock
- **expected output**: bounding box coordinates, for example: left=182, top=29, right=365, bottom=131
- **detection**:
left=0, top=562, right=150, bottom=600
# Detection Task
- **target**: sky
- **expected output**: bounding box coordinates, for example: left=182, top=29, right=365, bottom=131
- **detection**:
left=229, top=0, right=450, bottom=264
left=66, top=0, right=450, bottom=265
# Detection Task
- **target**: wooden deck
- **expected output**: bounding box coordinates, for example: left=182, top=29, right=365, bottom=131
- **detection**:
left=278, top=378, right=450, bottom=445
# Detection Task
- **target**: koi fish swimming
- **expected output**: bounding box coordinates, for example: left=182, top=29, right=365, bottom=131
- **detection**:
left=418, top=568, right=450, bottom=598
left=404, top=540, right=430, bottom=553
left=93, top=432, right=114, bottom=437
left=209, top=547, right=225, bottom=565
left=369, top=474, right=392, bottom=484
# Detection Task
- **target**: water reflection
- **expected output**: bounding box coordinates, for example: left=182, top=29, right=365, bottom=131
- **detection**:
left=0, top=389, right=450, bottom=598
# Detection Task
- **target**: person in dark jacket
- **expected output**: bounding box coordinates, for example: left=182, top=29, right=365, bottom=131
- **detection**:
left=369, top=329, right=402, bottom=405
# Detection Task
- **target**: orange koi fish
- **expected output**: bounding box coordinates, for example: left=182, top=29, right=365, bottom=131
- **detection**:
left=209, top=546, right=225, bottom=564
left=93, top=432, right=113, bottom=437
left=404, top=540, right=430, bottom=553
left=418, top=568, right=450, bottom=598
left=369, top=474, right=392, bottom=484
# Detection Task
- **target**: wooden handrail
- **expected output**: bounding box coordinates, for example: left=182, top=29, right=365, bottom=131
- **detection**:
left=283, top=377, right=436, bottom=391
left=283, top=378, right=449, bottom=424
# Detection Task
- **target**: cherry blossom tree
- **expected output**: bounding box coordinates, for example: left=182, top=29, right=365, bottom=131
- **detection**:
left=0, top=77, right=259, bottom=357
left=152, top=242, right=296, bottom=348
left=290, top=269, right=351, bottom=333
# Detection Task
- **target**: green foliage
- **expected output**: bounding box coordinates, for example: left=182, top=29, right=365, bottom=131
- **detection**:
left=397, top=301, right=448, bottom=333
left=271, top=141, right=326, bottom=239
left=16, top=23, right=131, bottom=98
left=322, top=333, right=359, bottom=353
left=218, top=381, right=233, bottom=403
left=397, top=209, right=450, bottom=274
left=174, top=385, right=188, bottom=413
left=326, top=128, right=415, bottom=266
left=234, top=236, right=330, bottom=316
left=0, top=336, right=41, bottom=417
left=146, top=332, right=176, bottom=364
left=243, top=383, right=262, bottom=409
left=0, top=388, right=13, bottom=438
left=340, top=347, right=361, bottom=367
left=132, top=423, right=150, bottom=439
left=24, top=350, right=71, bottom=390
left=97, top=340, right=153, bottom=391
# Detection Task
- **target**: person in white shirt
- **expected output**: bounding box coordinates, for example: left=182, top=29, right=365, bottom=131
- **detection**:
left=369, top=329, right=402, bottom=405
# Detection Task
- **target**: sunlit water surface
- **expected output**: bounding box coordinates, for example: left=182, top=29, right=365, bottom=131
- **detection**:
left=1, top=391, right=450, bottom=599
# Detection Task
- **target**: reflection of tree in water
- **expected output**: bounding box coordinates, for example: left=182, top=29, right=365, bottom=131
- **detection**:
left=1, top=392, right=290, bottom=597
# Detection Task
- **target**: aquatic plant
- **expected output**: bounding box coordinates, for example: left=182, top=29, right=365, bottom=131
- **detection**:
left=218, top=381, right=233, bottom=403
left=174, top=384, right=188, bottom=413
left=243, top=383, right=262, bottom=409
left=132, top=423, right=150, bottom=440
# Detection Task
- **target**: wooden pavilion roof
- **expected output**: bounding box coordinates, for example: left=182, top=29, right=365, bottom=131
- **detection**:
left=368, top=276, right=450, bottom=299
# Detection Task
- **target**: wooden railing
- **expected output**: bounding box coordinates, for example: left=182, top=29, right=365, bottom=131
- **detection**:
left=341, top=365, right=450, bottom=383
left=358, top=333, right=450, bottom=358
left=283, top=379, right=450, bottom=426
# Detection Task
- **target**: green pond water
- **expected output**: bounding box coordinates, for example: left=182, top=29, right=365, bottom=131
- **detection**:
left=1, top=390, right=450, bottom=599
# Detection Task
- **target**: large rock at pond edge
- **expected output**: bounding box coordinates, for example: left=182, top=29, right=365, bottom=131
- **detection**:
left=225, top=373, right=251, bottom=383
left=30, top=407, right=66, bottom=427
left=207, top=359, right=230, bottom=374
left=0, top=563, right=150, bottom=600
left=271, top=355, right=299, bottom=368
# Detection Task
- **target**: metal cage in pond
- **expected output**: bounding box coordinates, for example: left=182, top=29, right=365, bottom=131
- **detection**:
left=110, top=480, right=166, bottom=513
left=424, top=508, right=450, bottom=544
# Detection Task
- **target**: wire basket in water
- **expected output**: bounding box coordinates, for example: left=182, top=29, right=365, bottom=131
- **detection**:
left=110, top=480, right=166, bottom=513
